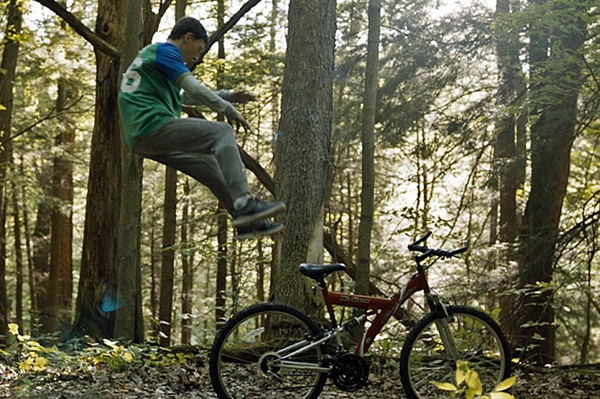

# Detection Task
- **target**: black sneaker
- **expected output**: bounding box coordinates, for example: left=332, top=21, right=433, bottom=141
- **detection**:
left=236, top=220, right=284, bottom=240
left=232, top=198, right=286, bottom=227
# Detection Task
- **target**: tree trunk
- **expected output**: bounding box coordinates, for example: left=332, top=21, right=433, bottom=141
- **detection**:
left=11, top=177, right=24, bottom=331
left=494, top=0, right=527, bottom=349
left=158, top=166, right=177, bottom=346
left=273, top=0, right=336, bottom=313
left=181, top=180, right=193, bottom=345
left=354, top=0, right=380, bottom=339
left=42, top=78, right=76, bottom=336
left=216, top=210, right=228, bottom=328
left=31, top=178, right=51, bottom=336
left=114, top=0, right=146, bottom=343
left=73, top=0, right=124, bottom=339
left=355, top=0, right=380, bottom=297
left=215, top=0, right=229, bottom=329
left=515, top=0, right=586, bottom=364
left=20, top=163, right=38, bottom=335
left=0, top=0, right=23, bottom=343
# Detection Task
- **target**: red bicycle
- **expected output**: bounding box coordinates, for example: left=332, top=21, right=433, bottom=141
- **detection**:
left=209, top=231, right=511, bottom=398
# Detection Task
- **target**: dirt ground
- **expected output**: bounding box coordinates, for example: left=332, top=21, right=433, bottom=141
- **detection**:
left=2, top=350, right=599, bottom=399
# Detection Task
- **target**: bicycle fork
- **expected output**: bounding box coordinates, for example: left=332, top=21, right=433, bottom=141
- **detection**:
left=428, top=294, right=459, bottom=360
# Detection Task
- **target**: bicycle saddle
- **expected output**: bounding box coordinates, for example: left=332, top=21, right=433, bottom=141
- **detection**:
left=299, top=263, right=347, bottom=281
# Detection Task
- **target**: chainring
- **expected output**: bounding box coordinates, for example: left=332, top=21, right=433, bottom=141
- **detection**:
left=330, top=353, right=369, bottom=392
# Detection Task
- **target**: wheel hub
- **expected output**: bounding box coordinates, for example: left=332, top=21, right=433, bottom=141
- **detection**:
left=258, top=352, right=282, bottom=377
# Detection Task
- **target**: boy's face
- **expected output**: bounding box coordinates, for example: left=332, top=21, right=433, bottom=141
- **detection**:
left=180, top=32, right=207, bottom=66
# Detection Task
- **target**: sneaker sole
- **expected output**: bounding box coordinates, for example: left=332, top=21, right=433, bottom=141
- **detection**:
left=236, top=223, right=284, bottom=241
left=232, top=202, right=286, bottom=227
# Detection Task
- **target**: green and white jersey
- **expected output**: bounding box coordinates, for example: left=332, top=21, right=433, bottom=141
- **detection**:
left=118, top=42, right=191, bottom=149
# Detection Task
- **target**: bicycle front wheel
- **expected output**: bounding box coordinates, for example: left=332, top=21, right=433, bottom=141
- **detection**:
left=209, top=303, right=328, bottom=399
left=399, top=305, right=510, bottom=399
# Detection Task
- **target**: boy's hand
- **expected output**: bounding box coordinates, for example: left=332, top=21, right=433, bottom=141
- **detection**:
left=229, top=91, right=257, bottom=104
left=227, top=113, right=252, bottom=133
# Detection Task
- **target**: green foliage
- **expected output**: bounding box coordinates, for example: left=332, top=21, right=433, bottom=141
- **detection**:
left=7, top=324, right=56, bottom=372
left=3, top=323, right=192, bottom=376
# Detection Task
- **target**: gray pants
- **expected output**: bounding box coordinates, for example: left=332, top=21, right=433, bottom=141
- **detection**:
left=134, top=118, right=250, bottom=214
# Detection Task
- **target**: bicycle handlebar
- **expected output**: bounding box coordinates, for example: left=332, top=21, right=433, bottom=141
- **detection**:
left=408, top=231, right=469, bottom=261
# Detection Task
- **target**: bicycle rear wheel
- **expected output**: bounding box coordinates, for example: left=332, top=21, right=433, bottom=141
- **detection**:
left=209, top=303, right=328, bottom=399
left=399, top=305, right=510, bottom=399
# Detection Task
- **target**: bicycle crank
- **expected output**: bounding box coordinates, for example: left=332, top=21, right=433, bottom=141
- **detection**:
left=329, top=353, right=369, bottom=391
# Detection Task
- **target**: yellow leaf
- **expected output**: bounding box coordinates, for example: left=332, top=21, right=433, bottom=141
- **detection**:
left=465, top=369, right=482, bottom=391
left=430, top=381, right=458, bottom=391
left=490, top=392, right=515, bottom=399
left=495, top=376, right=516, bottom=391
left=27, top=341, right=42, bottom=350
left=19, top=359, right=33, bottom=371
left=33, top=356, right=48, bottom=371
left=8, top=323, right=19, bottom=335
left=123, top=352, right=134, bottom=363
left=456, top=366, right=467, bottom=386
left=103, top=338, right=119, bottom=349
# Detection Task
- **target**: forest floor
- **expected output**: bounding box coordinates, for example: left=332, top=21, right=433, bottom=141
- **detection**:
left=1, top=347, right=599, bottom=399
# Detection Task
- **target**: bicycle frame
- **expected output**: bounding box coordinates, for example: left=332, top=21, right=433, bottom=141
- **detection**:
left=321, top=267, right=431, bottom=356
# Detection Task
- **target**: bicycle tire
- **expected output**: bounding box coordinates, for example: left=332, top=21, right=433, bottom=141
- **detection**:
left=209, top=302, right=328, bottom=399
left=399, top=305, right=511, bottom=399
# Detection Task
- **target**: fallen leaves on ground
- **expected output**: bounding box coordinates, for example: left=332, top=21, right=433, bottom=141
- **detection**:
left=1, top=348, right=599, bottom=399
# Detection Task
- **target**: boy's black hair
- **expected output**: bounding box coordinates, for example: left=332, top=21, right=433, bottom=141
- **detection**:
left=169, top=17, right=208, bottom=41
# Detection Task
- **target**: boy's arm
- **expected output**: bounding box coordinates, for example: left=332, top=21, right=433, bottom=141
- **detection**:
left=179, top=74, right=251, bottom=131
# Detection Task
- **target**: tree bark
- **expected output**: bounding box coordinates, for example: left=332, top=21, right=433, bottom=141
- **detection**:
left=515, top=0, right=587, bottom=364
left=0, top=0, right=23, bottom=343
left=355, top=0, right=380, bottom=298
left=494, top=0, right=527, bottom=349
left=114, top=0, right=145, bottom=342
left=158, top=167, right=177, bottom=346
left=31, top=175, right=51, bottom=335
left=41, top=78, right=76, bottom=336
left=180, top=181, right=193, bottom=345
left=11, top=177, right=24, bottom=332
left=73, top=0, right=124, bottom=339
left=273, top=0, right=336, bottom=313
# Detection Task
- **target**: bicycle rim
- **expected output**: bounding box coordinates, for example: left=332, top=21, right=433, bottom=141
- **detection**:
left=400, top=305, right=510, bottom=399
left=209, top=303, right=327, bottom=399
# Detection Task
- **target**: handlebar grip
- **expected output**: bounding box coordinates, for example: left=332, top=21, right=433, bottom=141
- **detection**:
left=408, top=231, right=432, bottom=251
left=450, top=241, right=470, bottom=256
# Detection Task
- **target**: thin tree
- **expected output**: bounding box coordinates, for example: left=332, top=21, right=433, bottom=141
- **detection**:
left=215, top=0, right=229, bottom=330
left=157, top=0, right=187, bottom=348
left=10, top=174, right=24, bottom=331
left=180, top=180, right=193, bottom=345
left=0, top=0, right=24, bottom=342
left=41, top=78, right=76, bottom=336
left=355, top=0, right=380, bottom=302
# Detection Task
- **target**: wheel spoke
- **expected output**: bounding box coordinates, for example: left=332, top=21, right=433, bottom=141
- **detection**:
left=210, top=304, right=327, bottom=399
left=400, top=306, right=510, bottom=399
